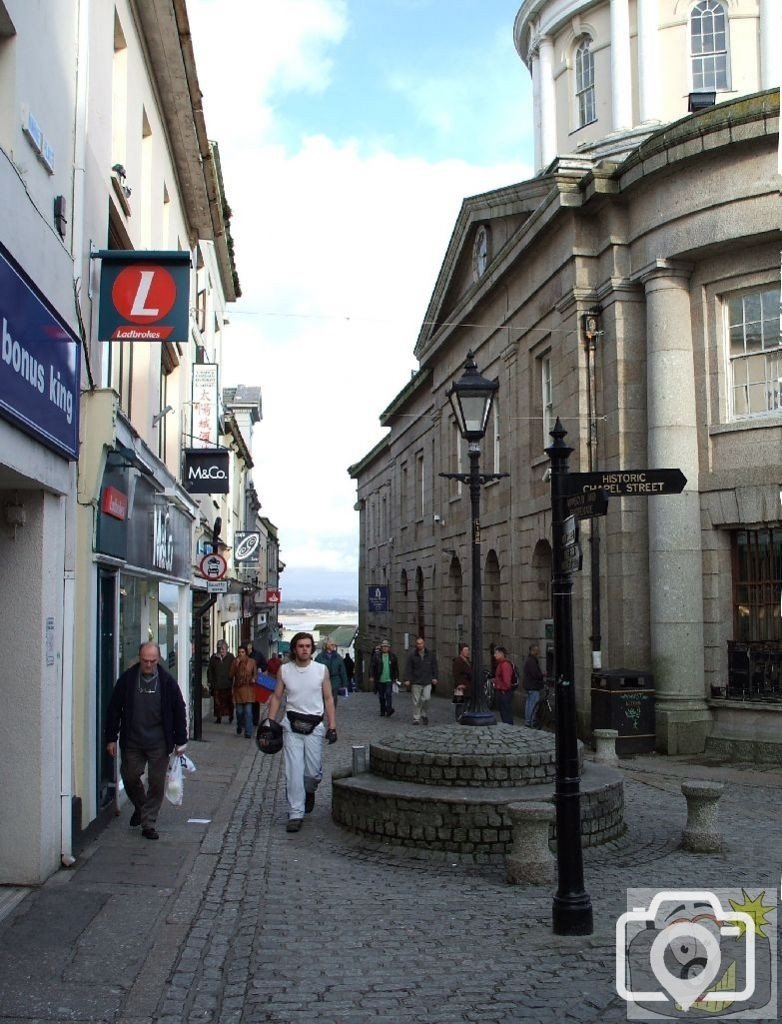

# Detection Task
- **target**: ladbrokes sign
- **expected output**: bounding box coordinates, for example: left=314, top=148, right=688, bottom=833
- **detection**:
left=183, top=448, right=229, bottom=494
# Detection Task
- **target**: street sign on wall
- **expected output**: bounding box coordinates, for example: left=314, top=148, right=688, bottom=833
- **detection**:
left=97, top=250, right=191, bottom=342
left=368, top=585, right=389, bottom=612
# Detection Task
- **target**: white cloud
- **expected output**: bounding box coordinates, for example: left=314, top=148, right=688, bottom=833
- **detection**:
left=188, top=1, right=533, bottom=586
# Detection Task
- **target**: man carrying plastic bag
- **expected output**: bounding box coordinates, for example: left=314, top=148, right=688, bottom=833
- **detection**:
left=105, top=642, right=188, bottom=840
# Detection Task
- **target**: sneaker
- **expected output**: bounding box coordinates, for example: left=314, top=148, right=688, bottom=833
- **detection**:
left=286, top=819, right=303, bottom=833
left=142, top=827, right=159, bottom=840
left=422, top=716, right=428, bottom=725
left=305, top=791, right=315, bottom=814
left=412, top=719, right=421, bottom=725
left=386, top=708, right=395, bottom=718
left=129, top=809, right=141, bottom=827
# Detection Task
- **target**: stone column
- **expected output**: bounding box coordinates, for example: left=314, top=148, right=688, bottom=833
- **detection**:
left=759, top=0, right=781, bottom=90
left=530, top=49, right=542, bottom=173
left=610, top=0, right=633, bottom=131
left=637, top=261, right=710, bottom=754
left=538, top=35, right=557, bottom=169
left=637, top=0, right=659, bottom=123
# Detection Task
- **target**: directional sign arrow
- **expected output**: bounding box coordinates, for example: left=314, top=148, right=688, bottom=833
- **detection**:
left=564, top=468, right=687, bottom=497
left=565, top=489, right=608, bottom=520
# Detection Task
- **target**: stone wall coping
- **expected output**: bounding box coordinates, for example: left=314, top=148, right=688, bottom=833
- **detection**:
left=708, top=699, right=782, bottom=713
left=333, top=761, right=622, bottom=807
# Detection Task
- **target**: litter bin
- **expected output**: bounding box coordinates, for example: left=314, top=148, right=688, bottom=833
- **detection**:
left=591, top=669, right=655, bottom=755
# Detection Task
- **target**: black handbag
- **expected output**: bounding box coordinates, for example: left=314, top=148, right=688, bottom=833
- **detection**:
left=286, top=711, right=323, bottom=735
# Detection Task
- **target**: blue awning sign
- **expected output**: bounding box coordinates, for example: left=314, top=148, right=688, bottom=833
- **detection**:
left=0, top=241, right=81, bottom=460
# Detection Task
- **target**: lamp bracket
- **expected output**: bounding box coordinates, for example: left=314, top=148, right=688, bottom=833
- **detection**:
left=439, top=472, right=509, bottom=485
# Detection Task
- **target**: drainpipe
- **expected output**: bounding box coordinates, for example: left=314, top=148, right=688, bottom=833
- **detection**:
left=61, top=0, right=91, bottom=869
left=583, top=309, right=602, bottom=671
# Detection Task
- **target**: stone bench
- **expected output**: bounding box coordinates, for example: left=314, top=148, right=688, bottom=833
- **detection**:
left=681, top=780, right=725, bottom=853
left=504, top=801, right=555, bottom=885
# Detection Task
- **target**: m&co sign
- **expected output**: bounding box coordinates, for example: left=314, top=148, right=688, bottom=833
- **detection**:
left=97, top=251, right=191, bottom=343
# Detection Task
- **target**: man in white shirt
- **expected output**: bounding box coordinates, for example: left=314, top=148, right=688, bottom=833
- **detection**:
left=267, top=631, right=337, bottom=832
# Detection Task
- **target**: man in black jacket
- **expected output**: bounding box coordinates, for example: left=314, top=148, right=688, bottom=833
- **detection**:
left=521, top=643, right=545, bottom=728
left=105, top=642, right=188, bottom=840
left=404, top=636, right=439, bottom=725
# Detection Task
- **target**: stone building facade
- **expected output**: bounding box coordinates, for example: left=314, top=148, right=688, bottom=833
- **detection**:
left=350, top=0, right=781, bottom=759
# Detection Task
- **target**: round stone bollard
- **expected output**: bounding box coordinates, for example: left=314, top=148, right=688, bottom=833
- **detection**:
left=505, top=801, right=555, bottom=885
left=593, top=728, right=619, bottom=765
left=681, top=780, right=725, bottom=853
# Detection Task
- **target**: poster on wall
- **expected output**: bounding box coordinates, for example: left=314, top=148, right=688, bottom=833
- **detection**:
left=191, top=363, right=218, bottom=447
left=97, top=250, right=191, bottom=342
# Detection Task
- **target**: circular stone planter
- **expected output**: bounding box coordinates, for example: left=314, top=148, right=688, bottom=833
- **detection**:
left=332, top=725, right=624, bottom=862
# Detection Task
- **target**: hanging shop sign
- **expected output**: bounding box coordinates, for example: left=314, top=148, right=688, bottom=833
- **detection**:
left=191, top=363, right=218, bottom=447
left=266, top=590, right=281, bottom=604
left=234, top=531, right=261, bottom=564
left=96, top=250, right=191, bottom=342
left=0, top=240, right=80, bottom=459
left=183, top=447, right=229, bottom=494
left=101, top=485, right=128, bottom=521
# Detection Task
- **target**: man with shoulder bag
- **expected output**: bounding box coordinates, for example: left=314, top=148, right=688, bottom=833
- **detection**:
left=266, top=631, right=337, bottom=833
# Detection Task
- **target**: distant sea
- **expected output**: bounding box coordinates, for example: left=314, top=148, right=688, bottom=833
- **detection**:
left=279, top=607, right=358, bottom=634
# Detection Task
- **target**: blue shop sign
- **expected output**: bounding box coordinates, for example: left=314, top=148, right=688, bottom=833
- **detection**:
left=0, top=241, right=80, bottom=459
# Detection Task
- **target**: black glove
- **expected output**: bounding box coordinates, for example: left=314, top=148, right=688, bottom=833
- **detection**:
left=325, top=728, right=337, bottom=744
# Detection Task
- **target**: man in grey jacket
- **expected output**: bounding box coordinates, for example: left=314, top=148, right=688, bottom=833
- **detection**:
left=404, top=636, right=439, bottom=725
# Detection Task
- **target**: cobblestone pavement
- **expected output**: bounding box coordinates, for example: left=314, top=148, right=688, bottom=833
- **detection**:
left=1, top=690, right=780, bottom=1024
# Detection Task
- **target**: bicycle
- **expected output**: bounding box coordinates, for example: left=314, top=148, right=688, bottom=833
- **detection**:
left=532, top=683, right=555, bottom=731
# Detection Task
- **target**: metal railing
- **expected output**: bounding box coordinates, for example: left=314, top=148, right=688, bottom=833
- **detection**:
left=722, top=641, right=782, bottom=701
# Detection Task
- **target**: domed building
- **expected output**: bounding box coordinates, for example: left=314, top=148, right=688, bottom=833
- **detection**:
left=350, top=0, right=781, bottom=759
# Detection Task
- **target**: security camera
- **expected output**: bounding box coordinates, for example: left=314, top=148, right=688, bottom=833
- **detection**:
left=433, top=514, right=441, bottom=523
left=542, top=467, right=552, bottom=483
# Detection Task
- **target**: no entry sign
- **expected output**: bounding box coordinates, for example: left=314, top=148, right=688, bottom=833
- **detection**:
left=97, top=250, right=191, bottom=342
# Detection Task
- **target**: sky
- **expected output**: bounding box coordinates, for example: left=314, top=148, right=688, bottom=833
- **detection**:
left=187, top=0, right=534, bottom=602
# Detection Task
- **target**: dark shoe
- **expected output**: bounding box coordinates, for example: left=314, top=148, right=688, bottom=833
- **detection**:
left=142, top=828, right=159, bottom=840
left=305, top=791, right=315, bottom=814
left=422, top=716, right=428, bottom=725
left=386, top=708, right=395, bottom=718
left=379, top=710, right=386, bottom=717
left=286, top=819, right=303, bottom=833
left=129, top=809, right=141, bottom=827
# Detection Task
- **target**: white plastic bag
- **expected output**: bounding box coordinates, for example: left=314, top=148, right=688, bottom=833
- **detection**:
left=165, top=753, right=196, bottom=806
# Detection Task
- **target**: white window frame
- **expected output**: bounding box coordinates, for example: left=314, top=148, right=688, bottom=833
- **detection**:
left=725, top=286, right=782, bottom=421
left=575, top=38, right=596, bottom=129
left=491, top=395, right=501, bottom=474
left=416, top=451, right=425, bottom=520
left=689, top=0, right=730, bottom=93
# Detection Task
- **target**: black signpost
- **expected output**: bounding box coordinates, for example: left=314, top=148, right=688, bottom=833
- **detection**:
left=547, top=419, right=687, bottom=936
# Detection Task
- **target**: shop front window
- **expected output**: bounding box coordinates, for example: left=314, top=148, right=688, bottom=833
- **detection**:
left=726, top=529, right=782, bottom=701
left=119, top=574, right=158, bottom=673
left=158, top=581, right=180, bottom=678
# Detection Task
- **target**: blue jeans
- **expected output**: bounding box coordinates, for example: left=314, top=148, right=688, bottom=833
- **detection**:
left=377, top=681, right=393, bottom=715
left=525, top=689, right=541, bottom=727
left=235, top=702, right=254, bottom=737
left=495, top=689, right=514, bottom=725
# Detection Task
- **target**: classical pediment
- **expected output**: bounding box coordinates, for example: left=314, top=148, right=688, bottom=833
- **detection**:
left=414, top=178, right=549, bottom=360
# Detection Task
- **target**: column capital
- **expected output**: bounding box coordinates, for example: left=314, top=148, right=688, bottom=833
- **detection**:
left=631, top=258, right=694, bottom=288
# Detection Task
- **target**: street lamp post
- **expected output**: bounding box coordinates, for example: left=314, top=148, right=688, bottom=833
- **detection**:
left=440, top=351, right=507, bottom=727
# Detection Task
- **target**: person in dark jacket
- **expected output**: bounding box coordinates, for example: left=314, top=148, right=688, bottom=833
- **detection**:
left=369, top=640, right=399, bottom=717
left=343, top=652, right=356, bottom=692
left=315, top=639, right=349, bottom=707
left=207, top=640, right=234, bottom=723
left=404, top=636, right=439, bottom=724
left=105, top=642, right=188, bottom=840
left=521, top=643, right=545, bottom=727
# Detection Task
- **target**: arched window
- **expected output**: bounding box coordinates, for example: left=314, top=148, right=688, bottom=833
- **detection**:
left=690, top=0, right=729, bottom=91
left=575, top=38, right=596, bottom=128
